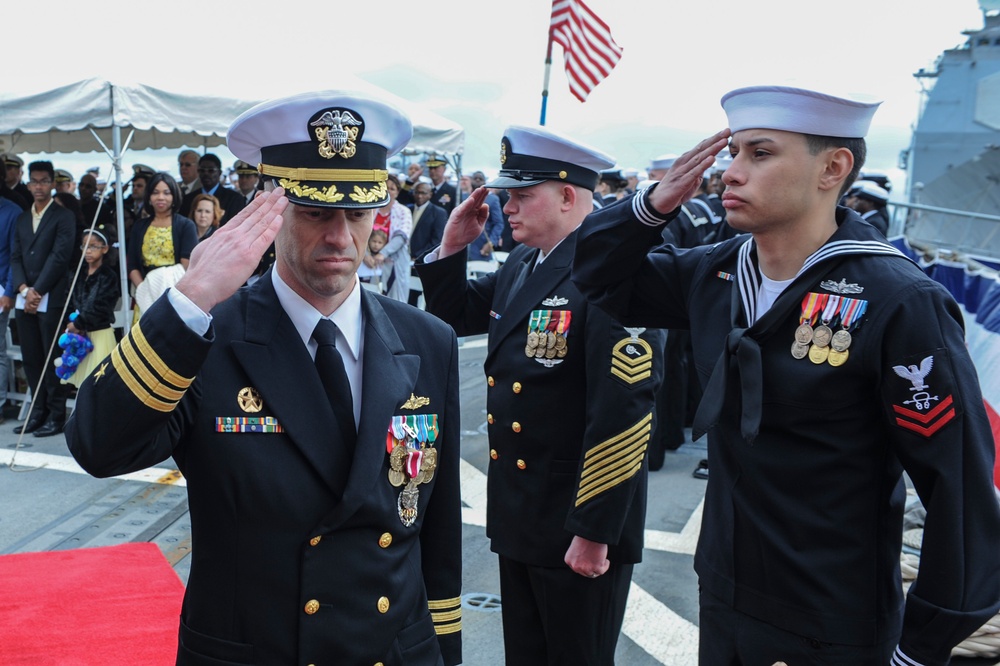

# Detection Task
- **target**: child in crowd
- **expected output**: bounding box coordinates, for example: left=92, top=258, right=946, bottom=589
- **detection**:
left=358, top=228, right=388, bottom=292
left=63, top=230, right=120, bottom=388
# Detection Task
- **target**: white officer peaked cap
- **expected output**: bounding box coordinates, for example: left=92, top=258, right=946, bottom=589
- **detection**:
left=721, top=85, right=881, bottom=139
left=227, top=89, right=413, bottom=209
left=851, top=179, right=889, bottom=203
left=648, top=154, right=677, bottom=171
left=486, top=124, right=615, bottom=190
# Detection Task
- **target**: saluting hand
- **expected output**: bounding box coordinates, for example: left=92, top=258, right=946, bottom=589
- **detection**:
left=175, top=187, right=288, bottom=314
left=648, top=129, right=731, bottom=215
left=565, top=535, right=610, bottom=578
left=437, top=187, right=490, bottom=259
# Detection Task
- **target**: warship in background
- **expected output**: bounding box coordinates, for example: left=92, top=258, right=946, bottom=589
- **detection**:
left=898, top=0, right=1000, bottom=257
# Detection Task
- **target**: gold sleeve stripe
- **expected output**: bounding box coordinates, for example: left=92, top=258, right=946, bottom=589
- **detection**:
left=578, top=444, right=647, bottom=502
left=434, top=620, right=462, bottom=635
left=578, top=436, right=648, bottom=493
left=427, top=597, right=462, bottom=610
left=575, top=413, right=652, bottom=507
left=130, top=326, right=195, bottom=389
left=111, top=347, right=178, bottom=413
left=576, top=459, right=645, bottom=506
left=611, top=369, right=652, bottom=384
left=118, top=335, right=186, bottom=402
left=431, top=608, right=462, bottom=622
left=583, top=413, right=652, bottom=461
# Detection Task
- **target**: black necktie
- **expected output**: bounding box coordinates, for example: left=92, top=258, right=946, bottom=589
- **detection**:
left=505, top=252, right=536, bottom=307
left=312, top=319, right=357, bottom=448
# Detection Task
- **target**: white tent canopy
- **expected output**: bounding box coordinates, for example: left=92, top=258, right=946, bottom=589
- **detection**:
left=0, top=77, right=465, bottom=155
left=0, top=76, right=464, bottom=328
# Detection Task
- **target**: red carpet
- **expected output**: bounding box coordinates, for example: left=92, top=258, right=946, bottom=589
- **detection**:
left=0, top=543, right=184, bottom=665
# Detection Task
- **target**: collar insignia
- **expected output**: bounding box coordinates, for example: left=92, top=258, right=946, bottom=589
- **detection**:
left=820, top=278, right=864, bottom=295
left=94, top=362, right=108, bottom=383
left=401, top=393, right=431, bottom=410
left=542, top=295, right=568, bottom=307
left=310, top=108, right=362, bottom=159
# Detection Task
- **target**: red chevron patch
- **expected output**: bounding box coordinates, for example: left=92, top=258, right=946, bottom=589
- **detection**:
left=893, top=394, right=956, bottom=437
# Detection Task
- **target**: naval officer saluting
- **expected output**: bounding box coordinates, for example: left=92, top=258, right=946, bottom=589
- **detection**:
left=67, top=90, right=463, bottom=666
left=418, top=125, right=664, bottom=665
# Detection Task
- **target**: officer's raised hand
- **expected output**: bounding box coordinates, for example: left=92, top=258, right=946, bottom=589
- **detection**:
left=437, top=187, right=490, bottom=259
left=648, top=129, right=730, bottom=215
left=175, top=187, right=288, bottom=314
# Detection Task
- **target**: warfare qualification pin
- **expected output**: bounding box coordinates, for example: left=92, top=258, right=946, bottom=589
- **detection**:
left=237, top=387, right=264, bottom=413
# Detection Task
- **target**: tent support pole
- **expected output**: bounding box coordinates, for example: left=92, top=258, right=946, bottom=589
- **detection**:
left=112, top=126, right=129, bottom=331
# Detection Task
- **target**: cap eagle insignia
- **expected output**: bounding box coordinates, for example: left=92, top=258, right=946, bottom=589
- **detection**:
left=892, top=356, right=934, bottom=391
left=310, top=109, right=362, bottom=159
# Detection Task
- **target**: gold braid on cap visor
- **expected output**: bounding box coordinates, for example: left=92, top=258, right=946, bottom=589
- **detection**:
left=258, top=164, right=388, bottom=183
left=260, top=164, right=389, bottom=204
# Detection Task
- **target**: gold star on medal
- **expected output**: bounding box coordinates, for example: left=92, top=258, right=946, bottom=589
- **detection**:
left=94, top=362, right=109, bottom=382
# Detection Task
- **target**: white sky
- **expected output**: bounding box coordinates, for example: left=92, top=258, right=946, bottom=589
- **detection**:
left=3, top=0, right=988, bottom=194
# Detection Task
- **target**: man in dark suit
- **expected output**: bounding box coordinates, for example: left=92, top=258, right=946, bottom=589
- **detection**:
left=417, top=125, right=664, bottom=665
left=407, top=181, right=448, bottom=307
left=11, top=160, right=76, bottom=436
left=425, top=154, right=456, bottom=214
left=66, top=91, right=463, bottom=666
left=2, top=153, right=32, bottom=210
left=179, top=153, right=246, bottom=226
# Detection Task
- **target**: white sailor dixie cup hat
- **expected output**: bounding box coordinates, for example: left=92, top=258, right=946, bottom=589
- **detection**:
left=721, top=85, right=882, bottom=138
left=227, top=90, right=413, bottom=209
left=486, top=125, right=615, bottom=190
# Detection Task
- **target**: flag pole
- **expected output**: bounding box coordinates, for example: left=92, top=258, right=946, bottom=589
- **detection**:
left=540, top=31, right=554, bottom=126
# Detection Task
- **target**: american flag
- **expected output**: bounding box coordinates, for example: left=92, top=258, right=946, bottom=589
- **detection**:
left=549, top=0, right=623, bottom=102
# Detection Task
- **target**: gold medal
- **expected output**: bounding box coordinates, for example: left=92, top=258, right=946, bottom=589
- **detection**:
left=525, top=344, right=535, bottom=357
left=828, top=348, right=849, bottom=367
left=534, top=343, right=546, bottom=358
left=546, top=331, right=557, bottom=349
left=794, top=324, right=814, bottom=345
left=830, top=329, right=852, bottom=352
left=808, top=344, right=830, bottom=364
left=388, top=444, right=407, bottom=487
left=544, top=346, right=557, bottom=359
left=791, top=341, right=809, bottom=359
left=554, top=333, right=567, bottom=350
left=556, top=346, right=567, bottom=358
left=388, top=468, right=406, bottom=487
left=812, top=324, right=833, bottom=348
left=527, top=331, right=539, bottom=348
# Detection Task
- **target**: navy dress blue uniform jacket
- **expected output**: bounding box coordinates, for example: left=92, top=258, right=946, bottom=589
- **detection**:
left=66, top=271, right=463, bottom=666
left=417, top=231, right=664, bottom=566
left=571, top=187, right=1000, bottom=666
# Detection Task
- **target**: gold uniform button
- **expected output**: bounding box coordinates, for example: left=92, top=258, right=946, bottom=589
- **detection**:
left=377, top=596, right=390, bottom=613
left=490, top=449, right=498, bottom=460
left=309, top=536, right=322, bottom=546
left=304, top=599, right=320, bottom=615
left=488, top=376, right=495, bottom=387
left=512, top=382, right=522, bottom=394
left=512, top=422, right=521, bottom=433
left=378, top=532, right=392, bottom=548
left=487, top=413, right=494, bottom=424
left=517, top=459, right=527, bottom=470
